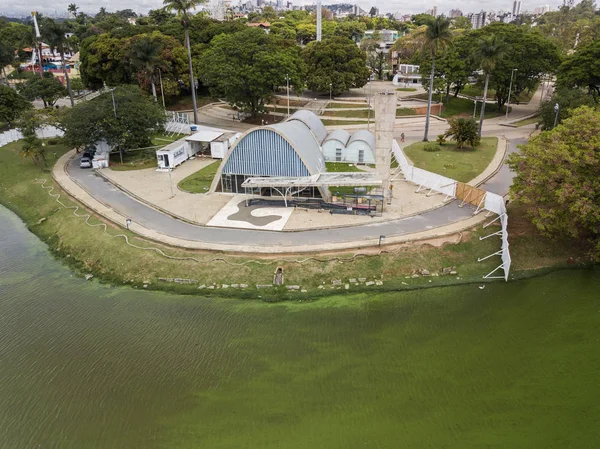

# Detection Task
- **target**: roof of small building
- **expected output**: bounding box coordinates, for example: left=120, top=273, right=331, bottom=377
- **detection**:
left=247, top=22, right=270, bottom=27
left=267, top=120, right=324, bottom=174
left=323, top=129, right=351, bottom=146
left=348, top=129, right=376, bottom=150
left=287, top=110, right=328, bottom=144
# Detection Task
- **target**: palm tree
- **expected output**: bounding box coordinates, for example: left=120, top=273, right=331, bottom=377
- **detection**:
left=42, top=19, right=75, bottom=107
left=131, top=35, right=163, bottom=102
left=475, top=34, right=505, bottom=137
left=68, top=3, right=78, bottom=18
left=420, top=17, right=453, bottom=141
left=163, top=0, right=206, bottom=124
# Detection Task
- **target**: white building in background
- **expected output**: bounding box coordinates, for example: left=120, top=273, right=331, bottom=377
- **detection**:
left=512, top=0, right=522, bottom=16
left=322, top=129, right=376, bottom=164
left=471, top=11, right=488, bottom=29
left=533, top=5, right=550, bottom=14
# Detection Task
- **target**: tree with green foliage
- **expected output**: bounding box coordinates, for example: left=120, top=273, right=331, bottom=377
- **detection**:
left=538, top=87, right=596, bottom=130
left=557, top=39, right=600, bottom=98
left=412, top=13, right=436, bottom=26
left=199, top=28, right=305, bottom=115
left=80, top=34, right=132, bottom=88
left=451, top=16, right=472, bottom=30
left=149, top=8, right=174, bottom=26
left=467, top=23, right=560, bottom=110
left=361, top=38, right=389, bottom=80
left=42, top=19, right=75, bottom=106
left=0, top=42, right=14, bottom=83
left=270, top=22, right=297, bottom=40
left=69, top=77, right=85, bottom=95
left=303, top=37, right=369, bottom=95
left=18, top=110, right=46, bottom=167
left=508, top=106, right=600, bottom=261
left=334, top=21, right=366, bottom=42
left=130, top=34, right=163, bottom=102
left=0, top=85, right=31, bottom=126
left=419, top=17, right=453, bottom=141
left=474, top=34, right=505, bottom=136
left=60, top=86, right=166, bottom=155
left=68, top=3, right=78, bottom=18
left=163, top=0, right=207, bottom=124
left=444, top=118, right=480, bottom=149
left=18, top=74, right=68, bottom=108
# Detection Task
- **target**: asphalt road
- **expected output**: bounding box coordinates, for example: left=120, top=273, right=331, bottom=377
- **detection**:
left=67, top=139, right=523, bottom=247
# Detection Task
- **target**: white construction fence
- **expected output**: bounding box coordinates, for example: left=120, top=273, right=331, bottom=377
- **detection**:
left=0, top=126, right=64, bottom=148
left=392, top=139, right=511, bottom=281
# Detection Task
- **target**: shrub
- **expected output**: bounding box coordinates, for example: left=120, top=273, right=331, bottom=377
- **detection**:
left=424, top=143, right=441, bottom=152
left=444, top=118, right=480, bottom=149
left=436, top=134, right=447, bottom=145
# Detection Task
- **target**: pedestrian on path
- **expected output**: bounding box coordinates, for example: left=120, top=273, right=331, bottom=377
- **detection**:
left=401, top=133, right=405, bottom=143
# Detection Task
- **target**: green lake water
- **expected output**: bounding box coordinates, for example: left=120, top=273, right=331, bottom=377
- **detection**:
left=0, top=205, right=599, bottom=449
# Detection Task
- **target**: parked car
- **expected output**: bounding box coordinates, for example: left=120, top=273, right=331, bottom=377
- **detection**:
left=80, top=155, right=92, bottom=168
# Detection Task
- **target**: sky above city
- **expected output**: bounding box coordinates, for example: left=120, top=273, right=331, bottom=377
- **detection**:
left=0, top=0, right=569, bottom=18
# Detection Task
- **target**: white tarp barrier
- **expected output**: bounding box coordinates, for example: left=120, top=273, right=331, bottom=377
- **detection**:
left=484, top=191, right=506, bottom=216
left=393, top=139, right=511, bottom=281
left=392, top=139, right=457, bottom=198
left=0, top=126, right=64, bottom=149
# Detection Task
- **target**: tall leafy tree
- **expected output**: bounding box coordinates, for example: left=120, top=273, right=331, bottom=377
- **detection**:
left=361, top=38, right=389, bottom=80
left=474, top=34, right=505, bottom=136
left=60, top=86, right=166, bottom=154
left=508, top=106, right=600, bottom=261
left=0, top=42, right=14, bottom=83
left=538, top=87, right=596, bottom=130
left=199, top=28, right=305, bottom=115
left=18, top=74, right=68, bottom=108
left=68, top=3, right=79, bottom=18
left=557, top=39, right=600, bottom=98
left=302, top=37, right=369, bottom=95
left=163, top=0, right=207, bottom=124
left=419, top=17, right=452, bottom=141
left=130, top=35, right=163, bottom=102
left=0, top=85, right=31, bottom=125
left=42, top=19, right=75, bottom=106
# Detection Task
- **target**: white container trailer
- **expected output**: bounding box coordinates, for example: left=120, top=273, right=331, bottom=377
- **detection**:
left=156, top=140, right=189, bottom=169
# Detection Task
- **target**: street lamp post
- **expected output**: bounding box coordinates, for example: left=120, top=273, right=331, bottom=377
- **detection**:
left=286, top=74, right=290, bottom=118
left=473, top=97, right=478, bottom=118
left=329, top=83, right=332, bottom=101
left=505, top=68, right=518, bottom=120
left=126, top=218, right=131, bottom=230
left=158, top=67, right=166, bottom=110
left=367, top=81, right=372, bottom=131
left=553, top=103, right=560, bottom=128
left=168, top=168, right=174, bottom=198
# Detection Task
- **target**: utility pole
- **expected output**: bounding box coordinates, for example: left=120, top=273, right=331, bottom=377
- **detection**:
left=158, top=67, right=166, bottom=110
left=553, top=103, right=559, bottom=128
left=505, top=68, right=518, bottom=120
left=31, top=12, right=44, bottom=79
left=286, top=74, right=290, bottom=118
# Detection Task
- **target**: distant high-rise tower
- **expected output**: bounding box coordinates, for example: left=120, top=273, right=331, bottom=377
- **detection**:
left=512, top=0, right=522, bottom=16
left=316, top=0, right=322, bottom=41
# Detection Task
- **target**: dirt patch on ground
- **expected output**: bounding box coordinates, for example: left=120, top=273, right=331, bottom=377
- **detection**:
left=243, top=113, right=284, bottom=126
left=272, top=98, right=308, bottom=107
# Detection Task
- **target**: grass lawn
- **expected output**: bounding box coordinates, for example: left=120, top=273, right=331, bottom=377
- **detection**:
left=514, top=116, right=540, bottom=127
left=328, top=101, right=368, bottom=108
left=325, top=162, right=371, bottom=195
left=403, top=137, right=498, bottom=183
left=108, top=133, right=188, bottom=172
left=166, top=95, right=217, bottom=111
left=321, top=119, right=369, bottom=126
left=323, top=109, right=374, bottom=118
left=462, top=84, right=537, bottom=103
left=396, top=87, right=417, bottom=92
left=178, top=161, right=221, bottom=193
left=414, top=94, right=507, bottom=119
left=271, top=98, right=308, bottom=107
left=396, top=108, right=417, bottom=116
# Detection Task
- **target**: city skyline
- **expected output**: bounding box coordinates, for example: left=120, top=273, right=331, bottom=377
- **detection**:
left=0, top=0, right=570, bottom=18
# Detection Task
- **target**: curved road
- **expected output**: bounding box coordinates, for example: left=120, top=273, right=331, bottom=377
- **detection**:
left=67, top=139, right=524, bottom=247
